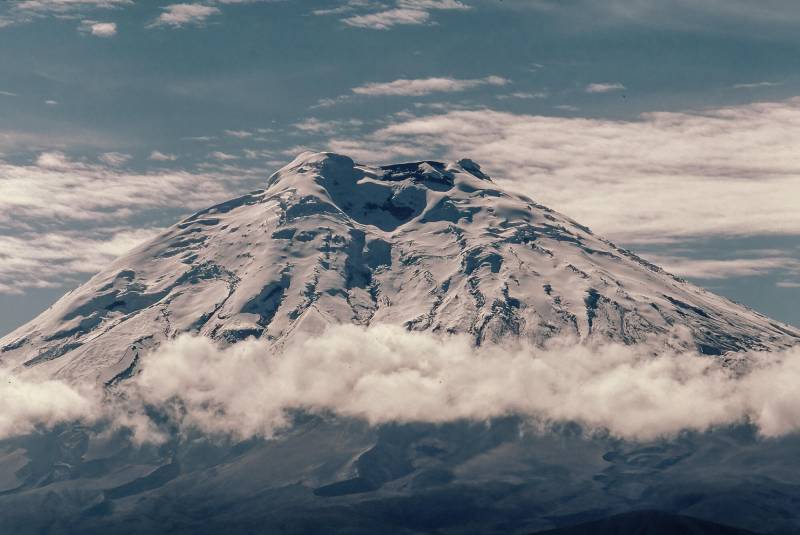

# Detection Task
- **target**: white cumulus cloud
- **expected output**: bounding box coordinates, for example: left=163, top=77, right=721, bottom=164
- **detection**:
left=5, top=326, right=800, bottom=442
left=80, top=20, right=117, bottom=36
left=149, top=3, right=220, bottom=28
left=0, top=368, right=100, bottom=440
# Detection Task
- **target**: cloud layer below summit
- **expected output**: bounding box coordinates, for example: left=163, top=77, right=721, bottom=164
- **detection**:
left=4, top=325, right=800, bottom=443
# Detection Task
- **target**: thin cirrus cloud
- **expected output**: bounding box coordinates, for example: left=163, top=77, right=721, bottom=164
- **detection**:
left=497, top=91, right=549, bottom=100
left=148, top=3, right=221, bottom=28
left=223, top=129, right=253, bottom=138
left=352, top=75, right=509, bottom=96
left=325, top=97, right=800, bottom=243
left=585, top=82, right=626, bottom=93
left=733, top=81, right=781, bottom=89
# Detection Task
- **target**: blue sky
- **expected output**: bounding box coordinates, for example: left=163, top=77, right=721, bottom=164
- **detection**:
left=1, top=0, right=800, bottom=334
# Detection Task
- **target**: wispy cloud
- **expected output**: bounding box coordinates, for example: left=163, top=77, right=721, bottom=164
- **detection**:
left=149, top=150, right=178, bottom=161
left=293, top=117, right=364, bottom=134
left=242, top=148, right=275, bottom=160
left=2, top=0, right=130, bottom=27
left=519, top=1, right=800, bottom=33
left=311, top=0, right=376, bottom=17
left=497, top=91, right=549, bottom=100
left=352, top=75, right=509, bottom=96
left=13, top=0, right=131, bottom=12
left=342, top=8, right=430, bottom=29
left=223, top=129, right=253, bottom=138
left=208, top=150, right=239, bottom=160
left=398, top=0, right=469, bottom=8
left=311, top=95, right=353, bottom=109
left=312, top=75, right=508, bottom=108
left=338, top=0, right=469, bottom=29
left=98, top=151, right=131, bottom=166
left=325, top=98, right=800, bottom=242
left=0, top=228, right=161, bottom=294
left=646, top=255, right=800, bottom=280
left=0, top=151, right=262, bottom=293
left=148, top=3, right=220, bottom=28
left=585, top=82, right=626, bottom=93
left=733, top=81, right=781, bottom=89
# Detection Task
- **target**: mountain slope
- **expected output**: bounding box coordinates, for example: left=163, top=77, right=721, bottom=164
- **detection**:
left=2, top=151, right=798, bottom=382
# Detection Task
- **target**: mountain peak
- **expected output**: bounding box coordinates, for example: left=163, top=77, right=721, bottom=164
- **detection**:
left=2, top=153, right=798, bottom=382
left=268, top=151, right=491, bottom=192
left=266, top=151, right=357, bottom=189
left=264, top=152, right=501, bottom=233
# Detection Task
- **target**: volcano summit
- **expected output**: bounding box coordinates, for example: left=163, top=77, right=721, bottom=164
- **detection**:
left=2, top=152, right=797, bottom=383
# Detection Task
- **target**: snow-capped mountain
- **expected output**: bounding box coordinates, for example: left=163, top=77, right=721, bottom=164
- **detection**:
left=2, top=151, right=798, bottom=383
left=3, top=152, right=800, bottom=535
